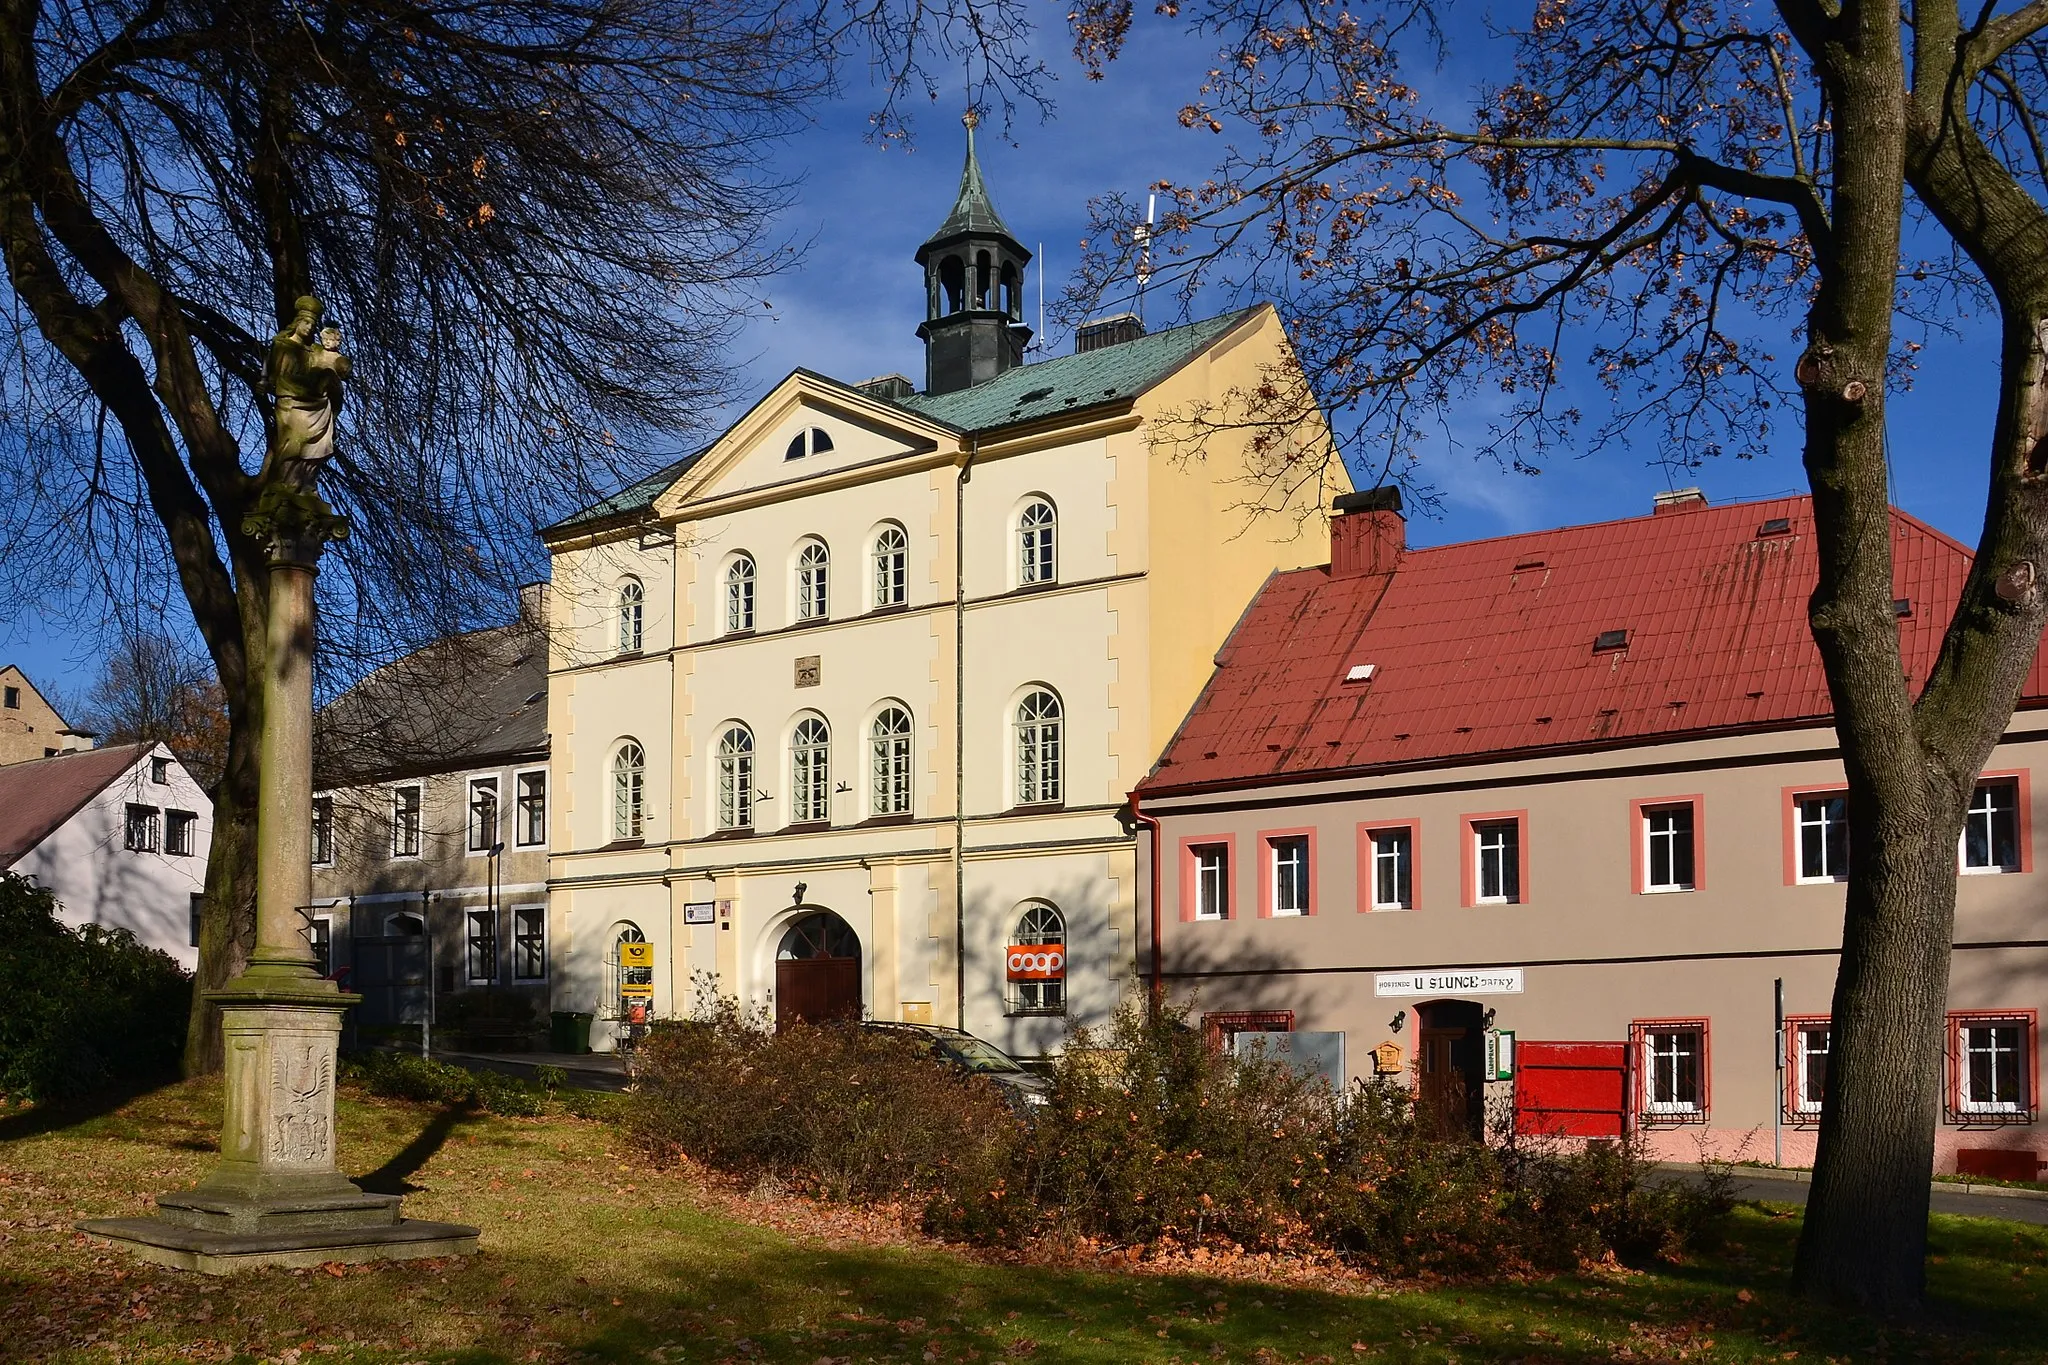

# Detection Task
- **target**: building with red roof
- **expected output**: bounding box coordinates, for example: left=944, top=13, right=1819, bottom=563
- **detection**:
left=1134, top=488, right=2048, bottom=1178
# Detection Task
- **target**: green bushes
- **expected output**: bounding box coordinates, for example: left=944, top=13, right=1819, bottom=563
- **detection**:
left=340, top=1048, right=547, bottom=1116
left=0, top=873, right=192, bottom=1102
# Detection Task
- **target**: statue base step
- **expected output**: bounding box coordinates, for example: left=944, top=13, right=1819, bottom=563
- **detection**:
left=80, top=1186, right=478, bottom=1274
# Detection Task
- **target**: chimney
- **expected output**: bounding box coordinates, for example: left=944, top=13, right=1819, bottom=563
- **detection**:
left=1330, top=487, right=1405, bottom=578
left=1075, top=314, right=1145, bottom=353
left=518, top=581, right=550, bottom=628
left=1652, top=487, right=1708, bottom=515
left=856, top=374, right=916, bottom=402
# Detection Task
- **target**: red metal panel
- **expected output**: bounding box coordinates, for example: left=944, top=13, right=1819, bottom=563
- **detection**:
left=1514, top=1040, right=1628, bottom=1139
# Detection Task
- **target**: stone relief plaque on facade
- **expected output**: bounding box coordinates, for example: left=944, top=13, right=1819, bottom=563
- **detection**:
left=269, top=1042, right=334, bottom=1165
left=794, top=655, right=821, bottom=688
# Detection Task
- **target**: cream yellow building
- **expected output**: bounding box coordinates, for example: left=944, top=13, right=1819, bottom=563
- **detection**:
left=540, top=131, right=1344, bottom=1052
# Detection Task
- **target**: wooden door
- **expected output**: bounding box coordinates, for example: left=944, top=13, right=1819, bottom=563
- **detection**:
left=775, top=957, right=860, bottom=1028
left=1418, top=1028, right=1469, bottom=1137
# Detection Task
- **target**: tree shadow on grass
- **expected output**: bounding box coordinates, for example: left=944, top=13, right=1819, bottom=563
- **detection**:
left=0, top=1075, right=177, bottom=1144
left=352, top=1099, right=474, bottom=1195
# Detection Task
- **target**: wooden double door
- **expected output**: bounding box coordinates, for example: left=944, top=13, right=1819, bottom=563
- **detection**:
left=1416, top=1000, right=1487, bottom=1139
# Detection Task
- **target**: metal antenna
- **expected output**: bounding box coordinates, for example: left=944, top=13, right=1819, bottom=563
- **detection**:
left=1135, top=192, right=1157, bottom=324
left=1037, top=241, right=1045, bottom=354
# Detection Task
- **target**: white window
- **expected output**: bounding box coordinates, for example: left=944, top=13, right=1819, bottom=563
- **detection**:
left=1368, top=827, right=1412, bottom=909
left=1008, top=902, right=1066, bottom=1015
left=616, top=577, right=644, bottom=653
left=612, top=742, right=645, bottom=840
left=515, top=771, right=546, bottom=846
left=1018, top=499, right=1057, bottom=585
left=468, top=777, right=500, bottom=853
left=466, top=909, right=498, bottom=984
left=165, top=810, right=197, bottom=857
left=1014, top=689, right=1063, bottom=805
left=870, top=707, right=913, bottom=816
left=725, top=554, right=756, bottom=633
left=1270, top=836, right=1310, bottom=916
left=1474, top=820, right=1520, bottom=903
left=717, top=726, right=754, bottom=829
left=785, top=426, right=834, bottom=460
left=1963, top=779, right=2021, bottom=872
left=872, top=526, right=907, bottom=608
left=390, top=786, right=422, bottom=858
left=1797, top=795, right=1847, bottom=881
left=124, top=804, right=160, bottom=852
left=1643, top=1026, right=1705, bottom=1116
left=1794, top=1023, right=1830, bottom=1115
left=308, top=917, right=332, bottom=977
left=312, top=795, right=334, bottom=865
left=791, top=716, right=831, bottom=823
left=1958, top=1018, right=2030, bottom=1115
left=514, top=905, right=547, bottom=980
left=1644, top=804, right=1695, bottom=891
left=1192, top=843, right=1230, bottom=920
left=796, top=540, right=829, bottom=621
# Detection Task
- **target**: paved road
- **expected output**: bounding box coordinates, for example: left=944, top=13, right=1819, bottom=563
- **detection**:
left=1720, top=1173, right=2048, bottom=1226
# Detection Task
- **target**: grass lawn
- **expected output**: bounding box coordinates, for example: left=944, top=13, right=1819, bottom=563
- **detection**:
left=3, top=1078, right=2047, bottom=1364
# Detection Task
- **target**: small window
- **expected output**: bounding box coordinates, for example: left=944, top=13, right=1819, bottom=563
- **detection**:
left=1592, top=629, right=1629, bottom=653
left=391, top=785, right=422, bottom=858
left=617, top=578, right=644, bottom=654
left=1634, top=1020, right=1708, bottom=1122
left=790, top=716, right=831, bottom=824
left=1962, top=779, right=2021, bottom=873
left=468, top=777, right=500, bottom=853
left=1014, top=689, right=1063, bottom=806
left=1269, top=836, right=1311, bottom=916
left=725, top=554, right=757, bottom=633
left=516, top=771, right=547, bottom=846
left=784, top=427, right=834, bottom=460
left=189, top=893, right=202, bottom=949
left=2, top=686, right=17, bottom=708
left=796, top=540, right=830, bottom=621
left=1368, top=827, right=1412, bottom=909
left=717, top=726, right=754, bottom=829
left=165, top=810, right=197, bottom=857
left=1018, top=499, right=1057, bottom=586
left=1952, top=1013, right=2034, bottom=1120
left=872, top=526, right=908, bottom=608
left=514, top=906, right=547, bottom=980
left=613, top=742, right=646, bottom=840
left=1757, top=516, right=1793, bottom=536
left=870, top=707, right=913, bottom=816
left=312, top=796, right=334, bottom=865
left=1643, top=804, right=1695, bottom=891
left=467, top=909, right=498, bottom=985
left=1789, top=1018, right=1830, bottom=1118
left=309, top=918, right=332, bottom=977
left=1192, top=843, right=1230, bottom=920
left=150, top=756, right=171, bottom=784
left=124, top=804, right=160, bottom=853
left=1796, top=794, right=1848, bottom=882
left=1007, top=902, right=1066, bottom=1016
left=1473, top=819, right=1520, bottom=904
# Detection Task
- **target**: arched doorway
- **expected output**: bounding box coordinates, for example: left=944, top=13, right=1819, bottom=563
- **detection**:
left=775, top=910, right=860, bottom=1028
left=609, top=923, right=653, bottom=1018
left=1416, top=1000, right=1487, bottom=1139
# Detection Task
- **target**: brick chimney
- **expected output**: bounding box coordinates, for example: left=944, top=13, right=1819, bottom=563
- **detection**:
left=1330, top=487, right=1405, bottom=578
left=1652, top=487, right=1708, bottom=516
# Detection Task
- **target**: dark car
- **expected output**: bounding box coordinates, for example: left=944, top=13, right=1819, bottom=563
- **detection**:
left=862, top=1021, right=1051, bottom=1114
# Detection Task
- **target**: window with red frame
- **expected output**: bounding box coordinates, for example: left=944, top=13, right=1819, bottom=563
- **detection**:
left=1785, top=1015, right=1830, bottom=1123
left=1203, top=1009, right=1294, bottom=1051
left=1961, top=779, right=2023, bottom=873
left=1948, top=1012, right=2037, bottom=1124
left=1631, top=1019, right=1709, bottom=1124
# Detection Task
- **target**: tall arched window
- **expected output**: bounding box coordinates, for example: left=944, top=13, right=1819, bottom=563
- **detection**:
left=1015, top=690, right=1063, bottom=806
left=870, top=706, right=913, bottom=816
left=791, top=716, right=831, bottom=823
left=616, top=578, right=644, bottom=653
left=796, top=540, right=829, bottom=621
left=612, top=741, right=646, bottom=839
left=725, top=554, right=756, bottom=633
left=1018, top=500, right=1057, bottom=586
left=717, top=726, right=754, bottom=829
left=1008, top=902, right=1066, bottom=1015
left=872, top=525, right=907, bottom=608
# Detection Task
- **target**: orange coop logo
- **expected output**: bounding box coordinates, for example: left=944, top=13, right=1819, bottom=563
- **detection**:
left=1005, top=945, right=1065, bottom=981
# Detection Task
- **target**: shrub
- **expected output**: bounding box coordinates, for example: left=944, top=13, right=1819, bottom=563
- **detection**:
left=0, top=872, right=192, bottom=1102
left=340, top=1048, right=547, bottom=1116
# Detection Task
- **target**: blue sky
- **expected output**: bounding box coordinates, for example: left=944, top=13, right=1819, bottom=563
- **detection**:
left=0, top=9, right=2006, bottom=703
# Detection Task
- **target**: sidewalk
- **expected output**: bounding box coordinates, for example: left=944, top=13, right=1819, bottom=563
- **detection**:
left=429, top=1047, right=631, bottom=1093
left=1656, top=1161, right=2048, bottom=1226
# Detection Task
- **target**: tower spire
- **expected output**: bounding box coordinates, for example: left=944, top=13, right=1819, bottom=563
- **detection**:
left=914, top=110, right=1033, bottom=394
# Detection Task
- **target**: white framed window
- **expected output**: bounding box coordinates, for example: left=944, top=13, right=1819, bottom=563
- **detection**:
left=616, top=577, right=644, bottom=653
left=612, top=741, right=646, bottom=840
left=165, top=810, right=198, bottom=857
left=124, top=804, right=160, bottom=853
left=1192, top=843, right=1230, bottom=920
left=390, top=785, right=422, bottom=858
left=725, top=554, right=756, bottom=633
left=466, top=909, right=498, bottom=984
left=790, top=716, right=831, bottom=823
left=870, top=706, right=913, bottom=816
left=1018, top=498, right=1057, bottom=586
left=1955, top=1015, right=2032, bottom=1117
left=1962, top=779, right=2021, bottom=873
left=1473, top=819, right=1520, bottom=904
left=717, top=726, right=754, bottom=829
left=1007, top=902, right=1066, bottom=1016
left=1643, top=804, right=1696, bottom=891
left=1368, top=827, right=1412, bottom=909
left=1269, top=836, right=1310, bottom=916
left=513, top=905, right=547, bottom=980
left=1797, top=794, right=1848, bottom=882
left=515, top=770, right=547, bottom=847
left=872, top=525, right=907, bottom=608
left=796, top=540, right=829, bottom=621
left=312, top=795, right=334, bottom=865
left=1636, top=1022, right=1706, bottom=1118
left=784, top=426, right=834, bottom=460
left=1014, top=689, right=1063, bottom=806
left=1792, top=1020, right=1830, bottom=1116
left=468, top=776, right=500, bottom=853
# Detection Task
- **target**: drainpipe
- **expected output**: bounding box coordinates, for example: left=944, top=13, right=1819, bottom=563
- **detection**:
left=1130, top=792, right=1164, bottom=1016
left=955, top=437, right=977, bottom=1031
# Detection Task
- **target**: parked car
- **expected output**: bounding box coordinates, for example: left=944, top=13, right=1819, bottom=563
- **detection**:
left=862, top=1021, right=1051, bottom=1114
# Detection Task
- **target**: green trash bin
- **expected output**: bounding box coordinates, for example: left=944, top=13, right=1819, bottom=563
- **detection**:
left=550, top=1011, right=595, bottom=1055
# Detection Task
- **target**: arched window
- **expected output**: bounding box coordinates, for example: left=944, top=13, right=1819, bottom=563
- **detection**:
left=725, top=554, right=756, bottom=633
left=791, top=716, right=831, bottom=823
left=717, top=726, right=754, bottom=829
left=612, top=741, right=646, bottom=839
left=616, top=578, right=644, bottom=653
left=975, top=250, right=992, bottom=308
left=939, top=255, right=965, bottom=313
left=870, top=706, right=913, bottom=816
left=1007, top=902, right=1066, bottom=1015
left=608, top=923, right=651, bottom=1014
left=1015, top=690, right=1063, bottom=806
left=796, top=540, right=829, bottom=621
left=1018, top=500, right=1057, bottom=586
left=872, top=525, right=907, bottom=608
left=784, top=427, right=836, bottom=461
left=1001, top=261, right=1022, bottom=321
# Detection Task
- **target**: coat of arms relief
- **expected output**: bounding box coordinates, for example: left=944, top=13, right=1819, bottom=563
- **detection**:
left=269, top=1042, right=334, bottom=1165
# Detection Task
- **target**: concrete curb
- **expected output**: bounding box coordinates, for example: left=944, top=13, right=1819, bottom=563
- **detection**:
left=1653, top=1160, right=2048, bottom=1204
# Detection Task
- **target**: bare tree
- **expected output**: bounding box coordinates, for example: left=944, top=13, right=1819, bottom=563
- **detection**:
left=1063, top=0, right=2048, bottom=1311
left=0, top=0, right=1045, bottom=1075
left=79, top=629, right=228, bottom=789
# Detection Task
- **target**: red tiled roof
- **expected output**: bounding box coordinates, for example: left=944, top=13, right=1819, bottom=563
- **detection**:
left=0, top=743, right=153, bottom=867
left=1142, top=496, right=2046, bottom=793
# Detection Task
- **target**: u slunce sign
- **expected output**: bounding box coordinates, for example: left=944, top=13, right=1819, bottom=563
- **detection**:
left=1373, top=967, right=1525, bottom=997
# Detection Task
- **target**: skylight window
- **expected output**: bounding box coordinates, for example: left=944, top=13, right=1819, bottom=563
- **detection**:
left=1344, top=663, right=1376, bottom=683
left=1894, top=597, right=1913, bottom=618
left=1593, top=629, right=1630, bottom=653
left=1757, top=516, right=1793, bottom=537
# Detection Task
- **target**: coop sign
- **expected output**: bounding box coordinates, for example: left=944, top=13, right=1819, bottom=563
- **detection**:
left=1005, top=945, right=1066, bottom=981
left=1372, top=967, right=1525, bottom=997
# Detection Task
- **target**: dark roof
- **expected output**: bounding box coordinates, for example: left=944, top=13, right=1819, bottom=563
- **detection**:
left=316, top=619, right=548, bottom=786
left=1141, top=495, right=2043, bottom=793
left=0, top=742, right=153, bottom=867
left=917, top=119, right=1020, bottom=254
left=542, top=447, right=709, bottom=539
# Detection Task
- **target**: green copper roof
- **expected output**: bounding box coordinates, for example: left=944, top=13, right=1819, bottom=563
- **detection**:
left=919, top=116, right=1019, bottom=251
left=543, top=446, right=708, bottom=537
left=896, top=307, right=1263, bottom=433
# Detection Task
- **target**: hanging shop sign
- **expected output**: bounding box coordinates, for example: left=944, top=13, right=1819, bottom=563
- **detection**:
left=619, top=941, right=655, bottom=969
left=1485, top=1029, right=1517, bottom=1081
left=1005, top=945, right=1066, bottom=981
left=1372, top=966, right=1525, bottom=997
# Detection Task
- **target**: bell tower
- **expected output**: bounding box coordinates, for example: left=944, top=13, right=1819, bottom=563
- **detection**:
left=915, top=111, right=1032, bottom=395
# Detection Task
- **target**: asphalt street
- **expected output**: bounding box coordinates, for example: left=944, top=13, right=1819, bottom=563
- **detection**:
left=1721, top=1174, right=2048, bottom=1226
